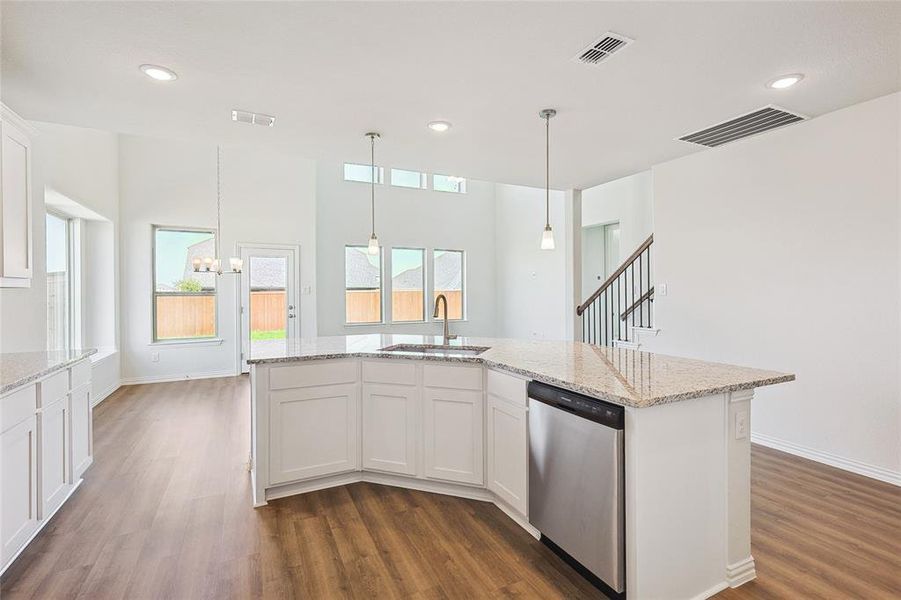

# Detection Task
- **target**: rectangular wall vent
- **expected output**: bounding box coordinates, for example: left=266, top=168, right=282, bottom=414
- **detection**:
left=574, top=32, right=634, bottom=65
left=232, top=109, right=276, bottom=127
left=678, top=105, right=806, bottom=148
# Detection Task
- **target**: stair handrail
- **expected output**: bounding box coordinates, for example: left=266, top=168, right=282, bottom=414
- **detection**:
left=576, top=234, right=654, bottom=316
left=620, top=287, right=654, bottom=321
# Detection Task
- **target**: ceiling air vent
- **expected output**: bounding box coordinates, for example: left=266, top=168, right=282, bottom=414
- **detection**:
left=232, top=109, right=276, bottom=127
left=678, top=105, right=806, bottom=148
left=574, top=32, right=634, bottom=65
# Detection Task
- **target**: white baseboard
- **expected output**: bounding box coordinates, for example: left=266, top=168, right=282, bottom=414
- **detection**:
left=91, top=381, right=121, bottom=407
left=752, top=432, right=900, bottom=486
left=726, top=556, right=757, bottom=587
left=119, top=370, right=238, bottom=386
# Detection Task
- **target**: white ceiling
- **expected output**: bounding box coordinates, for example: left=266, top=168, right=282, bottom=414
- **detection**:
left=2, top=1, right=899, bottom=189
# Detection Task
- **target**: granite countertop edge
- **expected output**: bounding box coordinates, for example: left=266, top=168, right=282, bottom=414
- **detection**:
left=247, top=349, right=795, bottom=408
left=1, top=349, right=98, bottom=396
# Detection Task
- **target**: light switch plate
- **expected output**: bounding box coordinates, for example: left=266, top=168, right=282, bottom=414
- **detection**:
left=658, top=283, right=668, bottom=296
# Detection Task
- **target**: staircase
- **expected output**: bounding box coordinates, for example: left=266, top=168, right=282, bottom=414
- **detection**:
left=577, top=234, right=655, bottom=348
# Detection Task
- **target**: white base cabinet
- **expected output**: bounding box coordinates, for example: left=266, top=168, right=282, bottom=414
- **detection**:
left=486, top=388, right=528, bottom=516
left=362, top=383, right=418, bottom=476
left=0, top=358, right=93, bottom=575
left=423, top=387, right=484, bottom=485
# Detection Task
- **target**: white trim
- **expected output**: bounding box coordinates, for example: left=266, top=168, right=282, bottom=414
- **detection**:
left=119, top=370, right=238, bottom=386
left=687, top=581, right=729, bottom=600
left=149, top=338, right=224, bottom=347
left=91, top=381, right=121, bottom=407
left=726, top=556, right=757, bottom=587
left=0, top=478, right=83, bottom=576
left=752, top=432, right=901, bottom=486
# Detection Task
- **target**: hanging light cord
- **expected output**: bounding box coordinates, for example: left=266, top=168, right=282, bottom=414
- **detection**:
left=545, top=114, right=550, bottom=227
left=216, top=145, right=222, bottom=261
left=370, top=134, right=376, bottom=237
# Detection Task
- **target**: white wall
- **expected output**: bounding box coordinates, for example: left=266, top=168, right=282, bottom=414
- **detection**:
left=582, top=170, right=654, bottom=256
left=316, top=162, right=497, bottom=337
left=494, top=184, right=567, bottom=340
left=644, top=92, right=900, bottom=482
left=119, top=135, right=317, bottom=382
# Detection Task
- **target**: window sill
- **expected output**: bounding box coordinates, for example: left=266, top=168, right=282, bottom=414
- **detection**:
left=149, top=338, right=224, bottom=348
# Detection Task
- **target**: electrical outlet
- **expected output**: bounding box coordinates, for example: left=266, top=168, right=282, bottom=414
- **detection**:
left=735, top=410, right=748, bottom=440
left=151, top=352, right=160, bottom=363
left=302, top=286, right=312, bottom=295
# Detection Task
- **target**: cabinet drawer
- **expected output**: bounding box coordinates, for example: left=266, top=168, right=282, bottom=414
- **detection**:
left=362, top=361, right=416, bottom=386
left=39, top=371, right=68, bottom=407
left=70, top=360, right=91, bottom=390
left=423, top=364, right=482, bottom=391
left=1, top=385, right=36, bottom=433
left=487, top=369, right=527, bottom=408
left=269, top=360, right=358, bottom=390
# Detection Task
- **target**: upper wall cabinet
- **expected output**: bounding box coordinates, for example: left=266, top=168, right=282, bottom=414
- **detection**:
left=0, top=103, right=35, bottom=288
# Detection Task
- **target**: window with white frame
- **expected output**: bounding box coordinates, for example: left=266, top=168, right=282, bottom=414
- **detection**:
left=345, top=245, right=383, bottom=324
left=433, top=249, right=464, bottom=320
left=344, top=162, right=384, bottom=184
left=390, top=168, right=427, bottom=189
left=46, top=212, right=73, bottom=351
left=153, top=226, right=217, bottom=341
left=433, top=174, right=467, bottom=194
left=391, top=247, right=425, bottom=322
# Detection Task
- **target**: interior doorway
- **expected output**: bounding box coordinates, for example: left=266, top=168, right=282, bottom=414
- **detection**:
left=581, top=222, right=620, bottom=296
left=238, top=244, right=300, bottom=373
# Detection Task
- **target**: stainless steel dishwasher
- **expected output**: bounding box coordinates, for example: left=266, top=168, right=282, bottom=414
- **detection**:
left=528, top=381, right=625, bottom=599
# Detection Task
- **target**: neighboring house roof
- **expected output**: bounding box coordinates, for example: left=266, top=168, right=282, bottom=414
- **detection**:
left=182, top=238, right=216, bottom=290
left=249, top=256, right=286, bottom=290
left=346, top=247, right=381, bottom=289
left=391, top=251, right=462, bottom=291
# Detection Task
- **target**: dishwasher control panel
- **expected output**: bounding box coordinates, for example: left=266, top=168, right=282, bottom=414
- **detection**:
left=528, top=381, right=624, bottom=429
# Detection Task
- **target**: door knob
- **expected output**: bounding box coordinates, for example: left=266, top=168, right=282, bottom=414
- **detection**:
left=288, top=314, right=296, bottom=318
left=288, top=304, right=295, bottom=310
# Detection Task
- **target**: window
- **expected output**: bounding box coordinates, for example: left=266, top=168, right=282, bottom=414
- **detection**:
left=433, top=249, right=464, bottom=320
left=153, top=227, right=217, bottom=341
left=345, top=245, right=382, bottom=324
left=46, top=212, right=71, bottom=350
left=344, top=162, right=384, bottom=184
left=433, top=174, right=467, bottom=194
left=390, top=168, right=427, bottom=189
left=391, top=248, right=425, bottom=322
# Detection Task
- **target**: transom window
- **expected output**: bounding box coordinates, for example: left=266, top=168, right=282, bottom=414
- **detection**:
left=153, top=226, right=217, bottom=341
left=390, top=169, right=427, bottom=189
left=433, top=174, right=467, bottom=194
left=344, top=162, right=384, bottom=184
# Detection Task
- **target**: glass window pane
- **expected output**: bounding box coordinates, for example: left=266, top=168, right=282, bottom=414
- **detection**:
left=433, top=174, right=467, bottom=194
left=345, top=246, right=382, bottom=324
left=433, top=250, right=463, bottom=320
left=344, top=163, right=383, bottom=184
left=249, top=256, right=287, bottom=341
left=390, top=169, right=425, bottom=189
left=391, top=248, right=424, bottom=322
left=153, top=227, right=217, bottom=341
left=46, top=213, right=69, bottom=351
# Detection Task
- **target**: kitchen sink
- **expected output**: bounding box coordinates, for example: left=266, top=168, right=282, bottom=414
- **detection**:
left=379, top=344, right=490, bottom=356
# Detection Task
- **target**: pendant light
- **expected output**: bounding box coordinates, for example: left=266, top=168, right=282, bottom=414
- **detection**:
left=365, top=132, right=381, bottom=254
left=192, top=145, right=243, bottom=275
left=539, top=109, right=556, bottom=250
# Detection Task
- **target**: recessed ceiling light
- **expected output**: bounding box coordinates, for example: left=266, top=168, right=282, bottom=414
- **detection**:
left=428, top=121, right=452, bottom=132
left=766, top=73, right=804, bottom=90
left=140, top=64, right=178, bottom=81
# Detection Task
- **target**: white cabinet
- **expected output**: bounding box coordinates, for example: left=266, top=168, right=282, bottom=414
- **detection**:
left=39, top=397, right=71, bottom=517
left=0, top=104, right=34, bottom=288
left=487, top=394, right=528, bottom=516
left=1, top=415, right=38, bottom=568
left=70, top=385, right=92, bottom=479
left=362, top=383, right=418, bottom=476
left=423, top=387, right=484, bottom=485
left=269, top=383, right=360, bottom=484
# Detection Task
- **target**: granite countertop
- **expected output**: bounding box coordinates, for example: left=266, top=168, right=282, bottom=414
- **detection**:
left=248, top=335, right=794, bottom=408
left=0, top=349, right=97, bottom=395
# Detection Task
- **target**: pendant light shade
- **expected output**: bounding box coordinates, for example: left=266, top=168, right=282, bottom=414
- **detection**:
left=365, top=132, right=381, bottom=254
left=539, top=109, right=556, bottom=251
left=192, top=146, right=242, bottom=274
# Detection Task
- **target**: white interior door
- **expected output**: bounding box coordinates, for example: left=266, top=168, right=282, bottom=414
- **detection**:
left=239, top=245, right=299, bottom=373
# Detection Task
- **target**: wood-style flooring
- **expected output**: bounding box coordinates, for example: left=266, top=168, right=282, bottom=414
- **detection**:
left=1, top=376, right=899, bottom=599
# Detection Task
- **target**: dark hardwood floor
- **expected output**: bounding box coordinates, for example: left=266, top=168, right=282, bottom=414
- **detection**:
left=1, top=376, right=898, bottom=599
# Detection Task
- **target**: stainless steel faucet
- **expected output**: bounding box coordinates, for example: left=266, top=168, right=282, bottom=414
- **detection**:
left=433, top=294, right=458, bottom=345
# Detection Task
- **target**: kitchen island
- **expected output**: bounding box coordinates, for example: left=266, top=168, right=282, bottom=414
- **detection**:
left=248, top=334, right=793, bottom=600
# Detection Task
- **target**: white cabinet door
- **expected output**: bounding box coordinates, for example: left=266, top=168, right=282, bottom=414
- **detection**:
left=0, top=112, right=33, bottom=285
left=269, top=383, right=360, bottom=484
left=423, top=388, right=483, bottom=485
left=487, top=395, right=528, bottom=516
left=1, top=415, right=38, bottom=568
left=40, top=398, right=71, bottom=517
left=70, top=385, right=92, bottom=479
left=362, top=384, right=418, bottom=476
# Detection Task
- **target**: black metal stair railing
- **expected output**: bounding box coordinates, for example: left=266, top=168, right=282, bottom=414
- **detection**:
left=577, top=234, right=654, bottom=347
